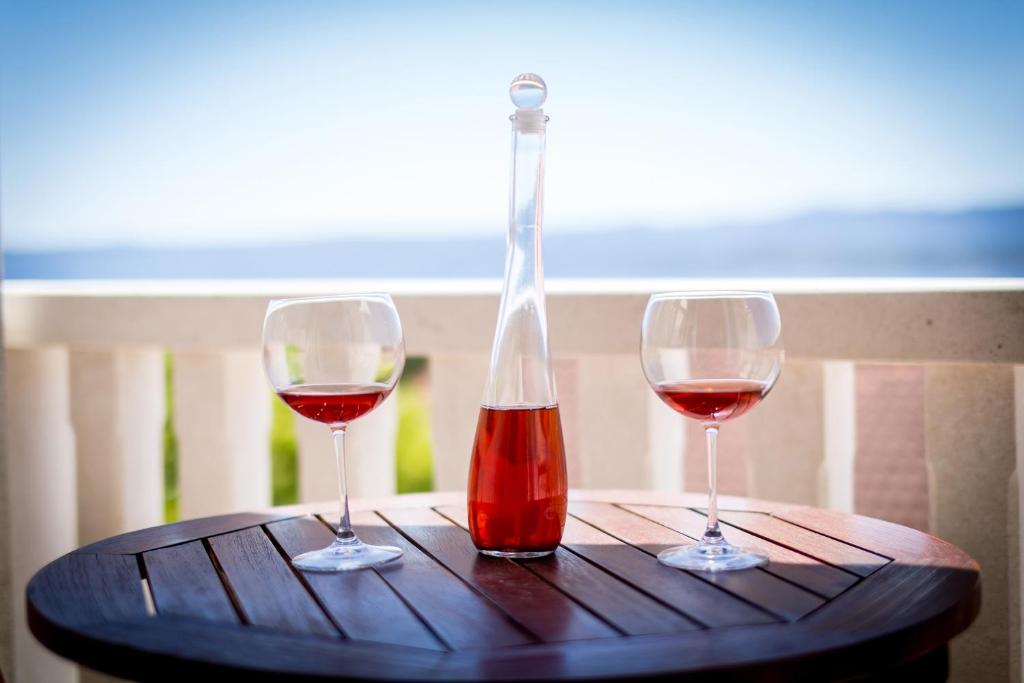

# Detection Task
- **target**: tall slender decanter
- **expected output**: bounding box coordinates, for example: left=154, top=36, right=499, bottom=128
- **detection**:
left=468, top=74, right=567, bottom=558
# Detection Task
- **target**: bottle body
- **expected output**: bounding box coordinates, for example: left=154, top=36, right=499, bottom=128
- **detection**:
left=468, top=74, right=566, bottom=557
left=468, top=405, right=567, bottom=555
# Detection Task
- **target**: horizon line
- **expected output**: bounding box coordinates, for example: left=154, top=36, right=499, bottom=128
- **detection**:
left=5, top=202, right=1022, bottom=254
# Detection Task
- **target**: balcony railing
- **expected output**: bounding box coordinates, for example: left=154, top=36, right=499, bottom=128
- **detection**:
left=2, top=278, right=1022, bottom=682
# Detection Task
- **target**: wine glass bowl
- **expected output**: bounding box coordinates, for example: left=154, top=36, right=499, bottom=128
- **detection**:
left=641, top=291, right=783, bottom=571
left=263, top=294, right=405, bottom=571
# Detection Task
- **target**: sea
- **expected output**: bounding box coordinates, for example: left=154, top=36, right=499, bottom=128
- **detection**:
left=5, top=207, right=1023, bottom=279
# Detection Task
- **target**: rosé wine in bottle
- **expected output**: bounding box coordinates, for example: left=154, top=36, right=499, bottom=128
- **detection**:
left=469, top=406, right=567, bottom=554
left=468, top=74, right=567, bottom=558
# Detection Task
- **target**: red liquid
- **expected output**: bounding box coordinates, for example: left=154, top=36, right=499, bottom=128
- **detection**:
left=655, top=379, right=768, bottom=422
left=468, top=405, right=568, bottom=554
left=278, top=383, right=390, bottom=425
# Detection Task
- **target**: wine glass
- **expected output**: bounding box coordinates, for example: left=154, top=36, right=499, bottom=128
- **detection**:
left=641, top=291, right=783, bottom=571
left=263, top=294, right=405, bottom=571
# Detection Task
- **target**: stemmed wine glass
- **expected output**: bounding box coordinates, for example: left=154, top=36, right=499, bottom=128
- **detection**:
left=641, top=291, right=783, bottom=571
left=263, top=294, right=405, bottom=571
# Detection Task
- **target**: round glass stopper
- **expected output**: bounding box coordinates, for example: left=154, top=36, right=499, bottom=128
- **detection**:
left=509, top=73, right=547, bottom=110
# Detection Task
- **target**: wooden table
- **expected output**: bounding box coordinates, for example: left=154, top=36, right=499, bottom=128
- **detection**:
left=28, top=490, right=980, bottom=681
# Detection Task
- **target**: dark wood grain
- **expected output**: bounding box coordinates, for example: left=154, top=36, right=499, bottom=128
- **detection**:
left=28, top=553, right=148, bottom=628
left=342, top=510, right=533, bottom=650
left=207, top=526, right=338, bottom=637
left=718, top=509, right=891, bottom=576
left=143, top=541, right=239, bottom=623
left=770, top=506, right=980, bottom=635
left=26, top=490, right=982, bottom=682
left=768, top=506, right=956, bottom=564
left=265, top=516, right=445, bottom=650
left=560, top=511, right=775, bottom=628
left=435, top=622, right=944, bottom=682
left=622, top=504, right=860, bottom=598
left=62, top=614, right=449, bottom=682
left=380, top=506, right=620, bottom=642
left=435, top=504, right=701, bottom=636
left=26, top=552, right=153, bottom=680
left=569, top=501, right=826, bottom=621
left=77, top=512, right=294, bottom=555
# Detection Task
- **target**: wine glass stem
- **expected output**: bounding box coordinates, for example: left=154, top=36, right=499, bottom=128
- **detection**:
left=703, top=422, right=723, bottom=544
left=332, top=427, right=356, bottom=543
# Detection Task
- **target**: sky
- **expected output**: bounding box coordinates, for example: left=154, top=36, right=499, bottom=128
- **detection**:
left=1, top=0, right=1022, bottom=250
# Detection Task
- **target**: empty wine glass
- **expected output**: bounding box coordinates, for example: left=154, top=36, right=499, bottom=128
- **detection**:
left=641, top=291, right=784, bottom=571
left=263, top=294, right=405, bottom=571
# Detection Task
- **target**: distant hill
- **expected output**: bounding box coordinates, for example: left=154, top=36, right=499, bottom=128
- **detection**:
left=5, top=206, right=1023, bottom=278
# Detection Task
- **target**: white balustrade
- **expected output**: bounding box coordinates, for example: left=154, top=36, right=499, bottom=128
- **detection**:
left=1014, top=366, right=1024, bottom=683
left=0, top=348, right=11, bottom=682
left=744, top=360, right=826, bottom=505
left=574, top=354, right=652, bottom=489
left=2, top=278, right=1023, bottom=683
left=821, top=361, right=856, bottom=513
left=294, top=412, right=336, bottom=504
left=173, top=349, right=271, bottom=519
left=70, top=349, right=165, bottom=544
left=343, top=392, right=399, bottom=497
left=4, top=348, right=78, bottom=683
left=924, top=364, right=1018, bottom=682
left=428, top=353, right=489, bottom=491
left=646, top=389, right=686, bottom=493
left=553, top=358, right=584, bottom=489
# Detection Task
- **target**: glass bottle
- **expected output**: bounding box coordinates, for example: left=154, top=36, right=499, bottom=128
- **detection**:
left=467, top=74, right=567, bottom=558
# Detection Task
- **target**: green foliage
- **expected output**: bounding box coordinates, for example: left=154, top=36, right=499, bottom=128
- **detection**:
left=284, top=344, right=304, bottom=384
left=396, top=384, right=434, bottom=493
left=163, top=353, right=179, bottom=522
left=396, top=357, right=433, bottom=492
left=271, top=396, right=299, bottom=505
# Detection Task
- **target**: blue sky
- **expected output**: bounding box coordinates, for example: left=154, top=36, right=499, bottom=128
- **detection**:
left=2, top=0, right=1022, bottom=250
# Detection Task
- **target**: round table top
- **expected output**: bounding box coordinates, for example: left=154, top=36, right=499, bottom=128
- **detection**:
left=28, top=490, right=980, bottom=681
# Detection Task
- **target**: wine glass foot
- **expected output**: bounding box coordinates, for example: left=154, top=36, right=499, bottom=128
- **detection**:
left=291, top=538, right=402, bottom=572
left=657, top=542, right=767, bottom=572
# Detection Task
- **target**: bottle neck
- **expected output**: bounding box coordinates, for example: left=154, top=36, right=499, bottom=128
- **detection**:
left=482, top=119, right=556, bottom=407
left=508, top=123, right=545, bottom=291
left=510, top=122, right=546, bottom=237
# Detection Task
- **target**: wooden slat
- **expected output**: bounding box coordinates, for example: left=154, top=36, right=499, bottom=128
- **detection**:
left=571, top=488, right=771, bottom=512
left=379, top=507, right=619, bottom=642
left=807, top=562, right=980, bottom=633
left=763, top=506, right=980, bottom=632
left=27, top=553, right=148, bottom=628
left=81, top=614, right=449, bottom=682
left=207, top=527, right=337, bottom=637
left=435, top=505, right=701, bottom=635
left=623, top=505, right=859, bottom=598
left=273, top=488, right=766, bottom=520
left=769, top=505, right=977, bottom=568
left=77, top=512, right=294, bottom=555
left=265, top=516, right=444, bottom=650
left=143, top=541, right=238, bottom=623
left=559, top=511, right=774, bottom=628
left=569, top=502, right=824, bottom=622
left=438, top=624, right=955, bottom=682
left=719, top=510, right=890, bottom=576
left=337, top=511, right=532, bottom=650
